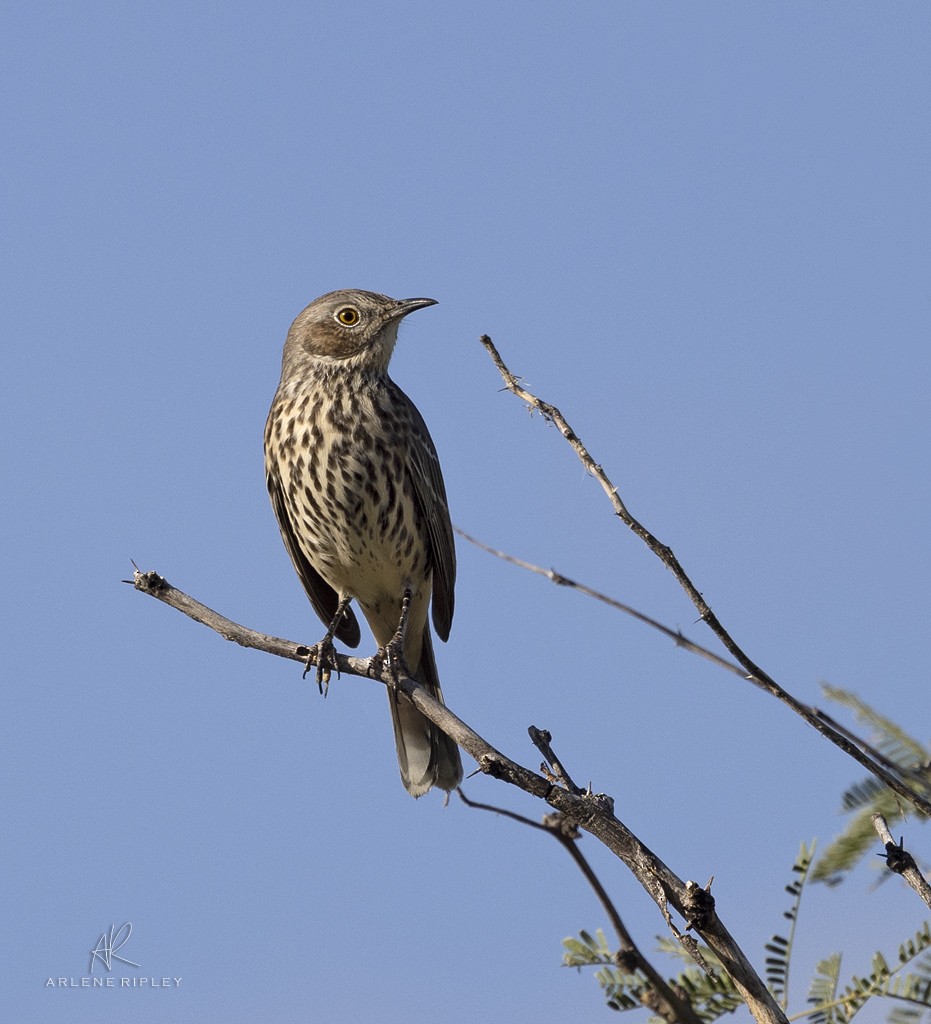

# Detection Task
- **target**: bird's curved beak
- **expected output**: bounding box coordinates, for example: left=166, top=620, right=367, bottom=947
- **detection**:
left=390, top=297, right=438, bottom=321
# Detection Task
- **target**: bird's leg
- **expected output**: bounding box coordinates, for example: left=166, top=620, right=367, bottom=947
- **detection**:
left=303, top=596, right=352, bottom=697
left=370, top=588, right=413, bottom=686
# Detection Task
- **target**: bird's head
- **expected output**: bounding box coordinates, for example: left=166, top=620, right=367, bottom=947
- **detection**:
left=281, top=289, right=437, bottom=376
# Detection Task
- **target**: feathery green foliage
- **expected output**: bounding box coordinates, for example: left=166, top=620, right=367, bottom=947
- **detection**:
left=563, top=929, right=745, bottom=1022
left=565, top=843, right=931, bottom=1024
left=562, top=929, right=651, bottom=1014
left=806, top=925, right=931, bottom=1024
left=767, top=841, right=816, bottom=1007
left=807, top=952, right=843, bottom=1024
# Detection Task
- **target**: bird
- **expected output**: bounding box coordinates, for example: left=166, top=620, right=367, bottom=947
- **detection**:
left=264, top=289, right=463, bottom=797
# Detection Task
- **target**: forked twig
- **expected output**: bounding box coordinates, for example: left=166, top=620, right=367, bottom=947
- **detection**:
left=129, top=566, right=788, bottom=1024
left=455, top=529, right=902, bottom=794
left=456, top=527, right=751, bottom=678
left=457, top=789, right=703, bottom=1024
left=478, top=334, right=931, bottom=818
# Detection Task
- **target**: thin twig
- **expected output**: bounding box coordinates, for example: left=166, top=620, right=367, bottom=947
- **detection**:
left=455, top=529, right=902, bottom=794
left=813, top=708, right=924, bottom=782
left=130, top=566, right=788, bottom=1024
left=457, top=790, right=702, bottom=1024
left=455, top=527, right=746, bottom=678
left=478, top=334, right=931, bottom=819
left=529, top=726, right=583, bottom=795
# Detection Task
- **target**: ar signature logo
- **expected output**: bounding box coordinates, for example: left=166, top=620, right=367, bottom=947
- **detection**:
left=89, top=922, right=141, bottom=973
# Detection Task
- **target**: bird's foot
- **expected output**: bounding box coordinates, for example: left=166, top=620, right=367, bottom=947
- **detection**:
left=369, top=634, right=410, bottom=689
left=302, top=596, right=353, bottom=696
left=369, top=586, right=413, bottom=688
left=303, top=635, right=340, bottom=697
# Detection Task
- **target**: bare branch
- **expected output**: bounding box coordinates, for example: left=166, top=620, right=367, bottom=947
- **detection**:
left=813, top=707, right=926, bottom=783
left=458, top=791, right=702, bottom=1024
left=128, top=568, right=368, bottom=672
left=477, top=334, right=931, bottom=819
left=455, top=527, right=747, bottom=678
left=457, top=527, right=758, bottom=680
left=872, top=814, right=931, bottom=911
left=130, top=567, right=788, bottom=1024
left=455, top=530, right=906, bottom=805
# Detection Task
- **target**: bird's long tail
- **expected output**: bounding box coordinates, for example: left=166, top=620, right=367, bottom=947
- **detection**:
left=388, top=627, right=463, bottom=797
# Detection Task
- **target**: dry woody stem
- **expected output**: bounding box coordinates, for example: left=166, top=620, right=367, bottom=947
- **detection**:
left=454, top=530, right=900, bottom=798
left=129, top=566, right=787, bottom=1024
left=457, top=790, right=703, bottom=1024
left=477, top=333, right=931, bottom=819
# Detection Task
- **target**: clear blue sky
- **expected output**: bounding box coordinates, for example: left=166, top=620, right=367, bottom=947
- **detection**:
left=4, top=3, right=930, bottom=1022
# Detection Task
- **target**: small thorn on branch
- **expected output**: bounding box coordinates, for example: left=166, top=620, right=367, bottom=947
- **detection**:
left=871, top=813, right=931, bottom=910
left=878, top=837, right=915, bottom=875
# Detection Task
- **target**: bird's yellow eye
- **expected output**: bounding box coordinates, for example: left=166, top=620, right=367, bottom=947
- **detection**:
left=336, top=307, right=360, bottom=326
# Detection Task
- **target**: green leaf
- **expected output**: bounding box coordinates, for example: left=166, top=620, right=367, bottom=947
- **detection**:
left=768, top=841, right=815, bottom=1007
left=808, top=952, right=842, bottom=1024
left=820, top=685, right=927, bottom=767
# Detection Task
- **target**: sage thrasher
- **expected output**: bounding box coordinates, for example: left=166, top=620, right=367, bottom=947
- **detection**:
left=264, top=289, right=463, bottom=797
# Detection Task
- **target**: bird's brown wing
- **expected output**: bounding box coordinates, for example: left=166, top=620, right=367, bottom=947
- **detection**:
left=400, top=388, right=456, bottom=642
left=265, top=465, right=361, bottom=647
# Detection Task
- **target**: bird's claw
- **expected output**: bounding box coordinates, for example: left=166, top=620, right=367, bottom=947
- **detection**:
left=303, top=636, right=340, bottom=696
left=369, top=636, right=409, bottom=688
